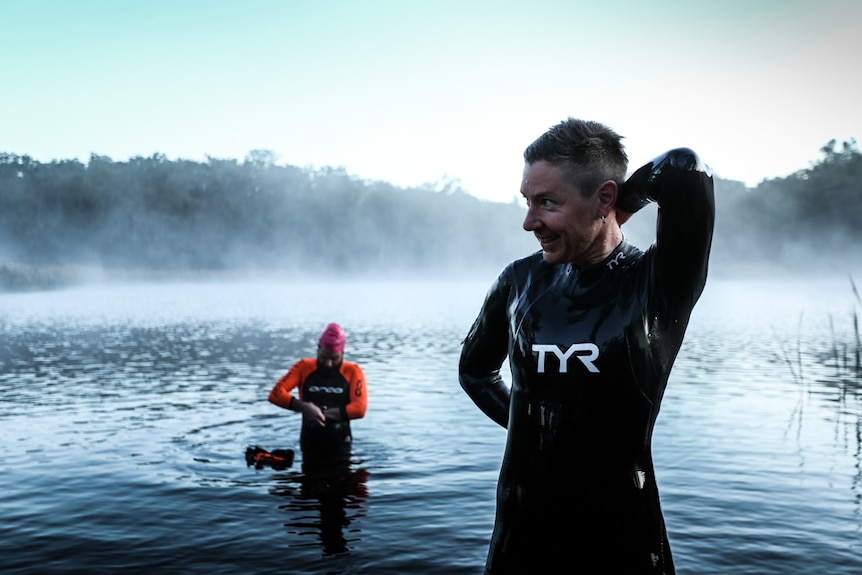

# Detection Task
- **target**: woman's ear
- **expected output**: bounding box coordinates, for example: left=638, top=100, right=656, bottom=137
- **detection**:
left=597, top=180, right=618, bottom=218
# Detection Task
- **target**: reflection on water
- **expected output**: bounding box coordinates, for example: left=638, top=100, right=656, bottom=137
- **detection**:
left=1, top=278, right=861, bottom=574
left=270, top=459, right=370, bottom=557
left=773, top=278, right=862, bottom=501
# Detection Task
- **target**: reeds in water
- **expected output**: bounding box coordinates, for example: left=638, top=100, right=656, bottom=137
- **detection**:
left=828, top=274, right=861, bottom=377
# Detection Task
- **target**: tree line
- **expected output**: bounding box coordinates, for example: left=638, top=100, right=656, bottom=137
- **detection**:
left=1, top=139, right=860, bottom=290
left=711, top=139, right=862, bottom=272
left=0, top=150, right=535, bottom=287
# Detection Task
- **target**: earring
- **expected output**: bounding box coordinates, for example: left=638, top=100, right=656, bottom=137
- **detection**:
left=601, top=215, right=607, bottom=224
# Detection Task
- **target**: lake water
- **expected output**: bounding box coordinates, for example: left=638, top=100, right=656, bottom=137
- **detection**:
left=1, top=275, right=861, bottom=574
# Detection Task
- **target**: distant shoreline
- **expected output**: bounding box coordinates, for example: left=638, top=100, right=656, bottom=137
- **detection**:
left=0, top=261, right=78, bottom=292
left=3, top=258, right=860, bottom=294
left=0, top=261, right=512, bottom=293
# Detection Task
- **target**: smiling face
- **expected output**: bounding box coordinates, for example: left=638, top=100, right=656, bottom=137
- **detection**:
left=521, top=160, right=610, bottom=266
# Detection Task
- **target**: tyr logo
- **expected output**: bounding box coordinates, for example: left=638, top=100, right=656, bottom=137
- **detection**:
left=606, top=252, right=626, bottom=270
left=532, top=343, right=600, bottom=373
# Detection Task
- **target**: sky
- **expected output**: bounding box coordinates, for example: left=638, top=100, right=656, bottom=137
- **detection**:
left=2, top=0, right=860, bottom=203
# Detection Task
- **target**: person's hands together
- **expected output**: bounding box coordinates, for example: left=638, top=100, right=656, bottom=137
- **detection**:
left=299, top=401, right=327, bottom=427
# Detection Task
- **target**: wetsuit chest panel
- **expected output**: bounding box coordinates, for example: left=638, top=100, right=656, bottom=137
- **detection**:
left=504, top=248, right=657, bottom=466
left=299, top=368, right=353, bottom=456
left=301, top=370, right=350, bottom=411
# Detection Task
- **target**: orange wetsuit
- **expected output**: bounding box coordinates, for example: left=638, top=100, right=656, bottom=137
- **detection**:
left=269, top=358, right=367, bottom=458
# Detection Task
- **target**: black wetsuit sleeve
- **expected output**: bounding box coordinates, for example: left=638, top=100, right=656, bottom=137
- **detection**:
left=622, top=147, right=715, bottom=371
left=459, top=273, right=512, bottom=429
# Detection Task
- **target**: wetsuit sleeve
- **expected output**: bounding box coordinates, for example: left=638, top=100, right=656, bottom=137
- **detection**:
left=459, top=272, right=512, bottom=429
left=621, top=148, right=715, bottom=369
left=268, top=360, right=309, bottom=410
left=341, top=363, right=368, bottom=421
left=627, top=148, right=714, bottom=295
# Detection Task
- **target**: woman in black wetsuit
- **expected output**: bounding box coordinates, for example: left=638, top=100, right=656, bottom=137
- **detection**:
left=459, top=118, right=714, bottom=574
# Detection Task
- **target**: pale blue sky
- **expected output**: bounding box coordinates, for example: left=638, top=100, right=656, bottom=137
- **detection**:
left=2, top=0, right=859, bottom=202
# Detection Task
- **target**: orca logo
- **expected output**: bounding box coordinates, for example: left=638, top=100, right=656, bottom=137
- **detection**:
left=308, top=385, right=344, bottom=394
left=532, top=343, right=600, bottom=373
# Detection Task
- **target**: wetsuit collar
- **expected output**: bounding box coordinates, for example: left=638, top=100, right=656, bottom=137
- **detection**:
left=565, top=240, right=628, bottom=275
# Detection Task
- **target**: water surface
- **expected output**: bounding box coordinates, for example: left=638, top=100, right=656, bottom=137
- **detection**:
left=1, top=277, right=860, bottom=573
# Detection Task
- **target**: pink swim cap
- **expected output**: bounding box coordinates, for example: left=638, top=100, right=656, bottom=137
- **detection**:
left=318, top=323, right=346, bottom=353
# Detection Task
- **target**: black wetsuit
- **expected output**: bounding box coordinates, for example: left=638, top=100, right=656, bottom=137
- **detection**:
left=459, top=149, right=715, bottom=574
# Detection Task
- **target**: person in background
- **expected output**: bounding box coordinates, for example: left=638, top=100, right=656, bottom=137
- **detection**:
left=268, top=322, right=367, bottom=466
left=458, top=118, right=715, bottom=574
